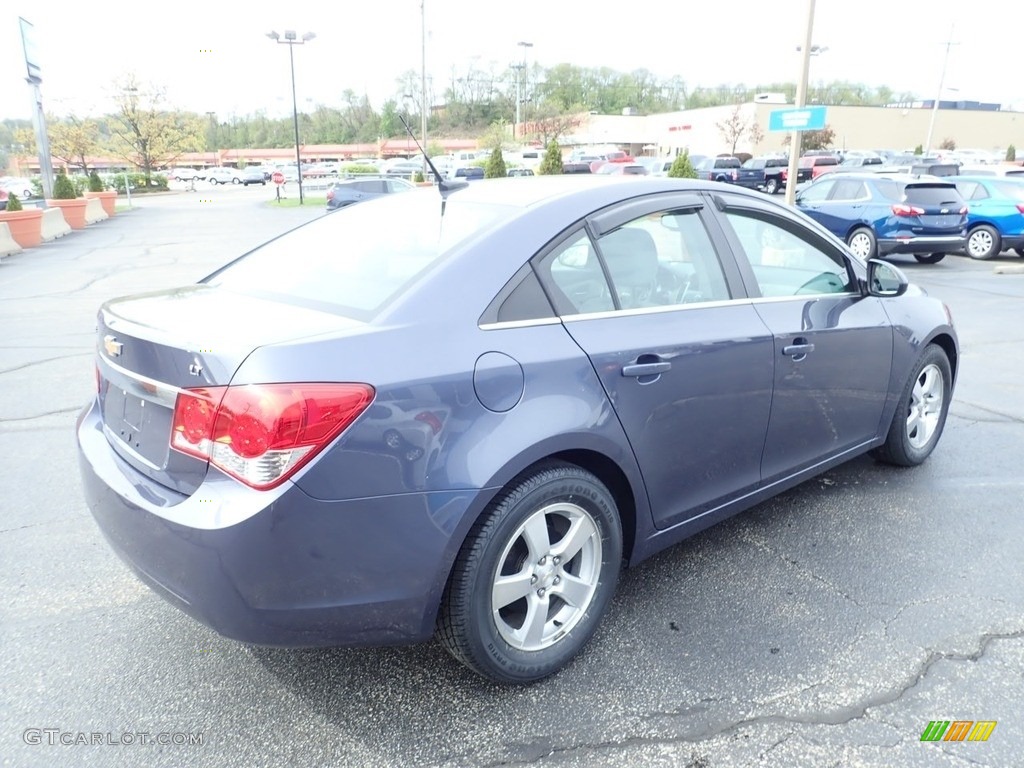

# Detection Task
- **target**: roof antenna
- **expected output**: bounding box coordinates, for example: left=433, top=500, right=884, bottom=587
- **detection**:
left=398, top=114, right=467, bottom=210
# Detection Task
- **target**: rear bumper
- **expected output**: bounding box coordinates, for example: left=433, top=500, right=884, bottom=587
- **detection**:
left=77, top=400, right=474, bottom=647
left=1000, top=234, right=1024, bottom=250
left=878, top=235, right=966, bottom=256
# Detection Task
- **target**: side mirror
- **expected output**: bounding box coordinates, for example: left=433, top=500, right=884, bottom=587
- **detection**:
left=865, top=259, right=908, bottom=297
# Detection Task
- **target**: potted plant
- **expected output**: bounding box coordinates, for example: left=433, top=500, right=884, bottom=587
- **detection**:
left=83, top=170, right=117, bottom=217
left=47, top=169, right=89, bottom=229
left=0, top=193, right=45, bottom=248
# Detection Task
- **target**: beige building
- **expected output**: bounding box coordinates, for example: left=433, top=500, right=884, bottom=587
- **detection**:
left=564, top=103, right=1024, bottom=158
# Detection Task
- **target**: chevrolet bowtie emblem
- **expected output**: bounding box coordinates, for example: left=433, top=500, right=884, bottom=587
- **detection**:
left=103, top=335, right=123, bottom=357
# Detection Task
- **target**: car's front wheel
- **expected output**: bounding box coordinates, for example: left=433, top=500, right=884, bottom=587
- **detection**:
left=871, top=344, right=952, bottom=466
left=966, top=224, right=1000, bottom=260
left=1016, top=247, right=1024, bottom=258
left=438, top=462, right=622, bottom=684
left=914, top=253, right=946, bottom=264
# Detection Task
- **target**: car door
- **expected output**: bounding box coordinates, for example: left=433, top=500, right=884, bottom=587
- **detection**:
left=534, top=194, right=775, bottom=529
left=712, top=193, right=893, bottom=482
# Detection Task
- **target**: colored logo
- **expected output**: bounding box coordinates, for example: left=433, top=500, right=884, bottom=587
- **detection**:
left=921, top=721, right=997, bottom=742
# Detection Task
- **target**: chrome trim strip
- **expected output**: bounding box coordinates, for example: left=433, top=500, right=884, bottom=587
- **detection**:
left=748, top=291, right=860, bottom=305
left=99, top=355, right=185, bottom=407
left=561, top=298, right=751, bottom=322
left=479, top=317, right=563, bottom=331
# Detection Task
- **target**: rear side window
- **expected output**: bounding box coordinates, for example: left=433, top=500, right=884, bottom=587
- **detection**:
left=905, top=185, right=964, bottom=207
left=715, top=158, right=741, bottom=168
left=993, top=181, right=1024, bottom=199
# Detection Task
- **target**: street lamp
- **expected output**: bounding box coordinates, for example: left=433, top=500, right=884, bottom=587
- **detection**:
left=513, top=41, right=533, bottom=140
left=266, top=29, right=316, bottom=204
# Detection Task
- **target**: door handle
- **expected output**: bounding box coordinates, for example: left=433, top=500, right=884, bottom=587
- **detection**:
left=622, top=361, right=671, bottom=377
left=782, top=340, right=815, bottom=360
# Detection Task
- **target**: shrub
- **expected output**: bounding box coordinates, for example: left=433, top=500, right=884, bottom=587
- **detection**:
left=31, top=178, right=43, bottom=198
left=667, top=150, right=698, bottom=179
left=52, top=169, right=78, bottom=199
left=939, top=137, right=956, bottom=151
left=413, top=171, right=425, bottom=183
left=88, top=170, right=104, bottom=192
left=5, top=192, right=22, bottom=211
left=71, top=175, right=89, bottom=197
left=1007, top=145, right=1017, bottom=162
left=538, top=141, right=563, bottom=175
left=484, top=147, right=507, bottom=179
left=913, top=144, right=923, bottom=156
left=341, top=164, right=378, bottom=175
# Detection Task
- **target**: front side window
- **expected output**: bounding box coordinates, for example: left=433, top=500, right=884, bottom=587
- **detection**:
left=798, top=178, right=835, bottom=203
left=723, top=210, right=855, bottom=298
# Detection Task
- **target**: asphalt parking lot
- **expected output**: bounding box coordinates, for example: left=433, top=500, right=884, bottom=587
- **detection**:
left=1, top=184, right=1022, bottom=768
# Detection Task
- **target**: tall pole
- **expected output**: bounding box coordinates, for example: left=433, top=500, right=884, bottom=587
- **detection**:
left=421, top=0, right=428, bottom=174
left=514, top=65, right=523, bottom=139
left=784, top=0, right=816, bottom=207
left=268, top=30, right=314, bottom=204
left=924, top=23, right=956, bottom=158
left=288, top=43, right=303, bottom=204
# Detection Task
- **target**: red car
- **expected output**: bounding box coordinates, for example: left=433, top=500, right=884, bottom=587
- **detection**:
left=800, top=155, right=841, bottom=179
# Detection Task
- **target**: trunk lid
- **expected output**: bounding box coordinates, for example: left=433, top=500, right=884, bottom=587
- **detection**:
left=96, top=285, right=361, bottom=495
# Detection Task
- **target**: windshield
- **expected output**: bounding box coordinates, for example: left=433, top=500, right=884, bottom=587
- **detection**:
left=205, top=191, right=505, bottom=319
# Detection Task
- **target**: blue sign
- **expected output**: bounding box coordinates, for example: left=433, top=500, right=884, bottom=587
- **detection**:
left=768, top=106, right=827, bottom=132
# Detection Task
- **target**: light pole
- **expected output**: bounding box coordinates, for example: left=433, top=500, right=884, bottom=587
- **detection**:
left=513, top=41, right=533, bottom=140
left=924, top=23, right=957, bottom=158
left=266, top=29, right=316, bottom=204
left=784, top=0, right=819, bottom=207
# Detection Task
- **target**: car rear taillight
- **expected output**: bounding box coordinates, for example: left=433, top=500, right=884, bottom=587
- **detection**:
left=171, top=383, right=374, bottom=490
left=730, top=170, right=738, bottom=181
left=891, top=203, right=926, bottom=217
left=1017, top=203, right=1024, bottom=214
left=414, top=410, right=444, bottom=435
left=781, top=169, right=788, bottom=181
left=326, top=189, right=334, bottom=201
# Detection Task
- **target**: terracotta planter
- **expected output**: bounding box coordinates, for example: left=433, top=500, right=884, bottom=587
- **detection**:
left=84, top=190, right=117, bottom=216
left=47, top=198, right=90, bottom=230
left=0, top=208, right=44, bottom=248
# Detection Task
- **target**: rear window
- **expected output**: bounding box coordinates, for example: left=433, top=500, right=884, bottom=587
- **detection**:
left=904, top=185, right=963, bottom=206
left=714, top=158, right=742, bottom=168
left=205, top=192, right=505, bottom=318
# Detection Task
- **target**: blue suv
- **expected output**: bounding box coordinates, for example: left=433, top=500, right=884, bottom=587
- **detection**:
left=951, top=176, right=1024, bottom=260
left=795, top=173, right=967, bottom=264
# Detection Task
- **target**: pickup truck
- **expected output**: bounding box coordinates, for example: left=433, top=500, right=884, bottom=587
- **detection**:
left=741, top=156, right=812, bottom=194
left=693, top=156, right=763, bottom=189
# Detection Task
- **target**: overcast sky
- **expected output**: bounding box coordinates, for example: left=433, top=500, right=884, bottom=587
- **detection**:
left=3, top=0, right=1022, bottom=124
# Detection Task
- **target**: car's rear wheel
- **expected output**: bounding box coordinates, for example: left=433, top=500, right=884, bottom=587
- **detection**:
left=966, top=224, right=1000, bottom=260
left=764, top=177, right=779, bottom=195
left=1015, top=247, right=1024, bottom=257
left=914, top=253, right=946, bottom=264
left=871, top=344, right=951, bottom=467
left=232, top=178, right=240, bottom=184
left=437, top=462, right=622, bottom=684
left=846, top=227, right=877, bottom=260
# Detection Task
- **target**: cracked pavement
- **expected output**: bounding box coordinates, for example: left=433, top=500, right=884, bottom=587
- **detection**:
left=1, top=186, right=1022, bottom=767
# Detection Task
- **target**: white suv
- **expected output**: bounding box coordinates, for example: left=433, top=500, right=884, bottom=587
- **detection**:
left=207, top=168, right=242, bottom=185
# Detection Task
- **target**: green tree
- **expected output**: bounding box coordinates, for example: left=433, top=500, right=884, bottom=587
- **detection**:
left=939, top=137, right=956, bottom=151
left=48, top=115, right=102, bottom=175
left=716, top=105, right=764, bottom=154
left=5, top=192, right=22, bottom=211
left=485, top=147, right=507, bottom=178
left=108, top=74, right=204, bottom=179
left=538, top=140, right=563, bottom=175
left=1007, top=145, right=1017, bottom=162
left=799, top=125, right=836, bottom=152
left=667, top=150, right=697, bottom=178
left=52, top=168, right=77, bottom=199
left=914, top=144, right=924, bottom=155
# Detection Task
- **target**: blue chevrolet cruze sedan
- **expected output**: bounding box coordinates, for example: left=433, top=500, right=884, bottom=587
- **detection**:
left=795, top=172, right=968, bottom=264
left=77, top=176, right=958, bottom=683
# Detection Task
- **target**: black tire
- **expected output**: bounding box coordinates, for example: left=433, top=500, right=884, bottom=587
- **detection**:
left=914, top=253, right=946, bottom=264
left=846, top=227, right=877, bottom=260
left=438, top=461, right=622, bottom=684
left=871, top=344, right=952, bottom=467
left=232, top=178, right=240, bottom=185
left=965, top=224, right=1000, bottom=260
left=1015, top=247, right=1024, bottom=258
left=764, top=177, right=779, bottom=195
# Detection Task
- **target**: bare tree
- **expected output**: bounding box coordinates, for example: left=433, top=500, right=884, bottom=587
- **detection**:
left=716, top=105, right=763, bottom=154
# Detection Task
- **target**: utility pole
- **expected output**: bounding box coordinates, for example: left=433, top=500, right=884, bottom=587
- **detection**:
left=784, top=0, right=816, bottom=207
left=924, top=23, right=958, bottom=158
